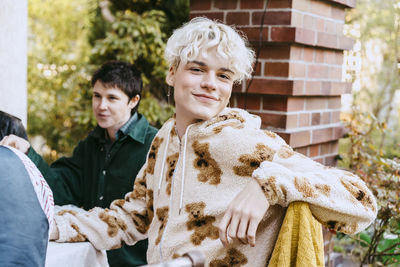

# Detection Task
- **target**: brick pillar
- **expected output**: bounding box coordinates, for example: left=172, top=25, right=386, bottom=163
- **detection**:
left=190, top=1, right=356, bottom=264
left=190, top=0, right=356, bottom=166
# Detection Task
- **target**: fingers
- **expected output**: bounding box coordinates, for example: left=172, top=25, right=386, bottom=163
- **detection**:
left=227, top=210, right=241, bottom=242
left=220, top=205, right=251, bottom=247
left=229, top=209, right=261, bottom=246
left=218, top=210, right=231, bottom=248
left=236, top=213, right=249, bottom=244
left=219, top=211, right=261, bottom=247
left=247, top=215, right=262, bottom=247
left=219, top=179, right=270, bottom=248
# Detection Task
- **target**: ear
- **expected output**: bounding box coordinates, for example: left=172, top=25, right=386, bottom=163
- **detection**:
left=166, top=66, right=175, bottom=86
left=128, top=94, right=140, bottom=109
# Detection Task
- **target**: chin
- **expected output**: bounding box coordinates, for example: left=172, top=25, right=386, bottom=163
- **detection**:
left=97, top=121, right=110, bottom=129
left=195, top=109, right=220, bottom=121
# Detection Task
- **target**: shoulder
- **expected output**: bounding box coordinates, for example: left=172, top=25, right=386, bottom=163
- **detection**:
left=86, top=126, right=103, bottom=143
left=65, top=131, right=99, bottom=158
left=205, top=122, right=288, bottom=155
left=77, top=132, right=97, bottom=149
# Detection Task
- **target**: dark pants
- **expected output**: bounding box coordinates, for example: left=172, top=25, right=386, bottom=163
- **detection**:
left=0, top=146, right=49, bottom=267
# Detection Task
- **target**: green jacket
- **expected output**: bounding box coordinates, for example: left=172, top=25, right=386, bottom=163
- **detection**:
left=28, top=114, right=157, bottom=267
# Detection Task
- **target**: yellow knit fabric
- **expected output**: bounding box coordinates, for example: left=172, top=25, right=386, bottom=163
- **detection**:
left=268, top=202, right=324, bottom=267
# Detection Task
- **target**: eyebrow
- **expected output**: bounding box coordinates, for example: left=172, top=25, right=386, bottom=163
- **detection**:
left=92, top=91, right=119, bottom=98
left=189, top=60, right=234, bottom=74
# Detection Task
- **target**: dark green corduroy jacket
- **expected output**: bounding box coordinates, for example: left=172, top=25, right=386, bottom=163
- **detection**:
left=28, top=114, right=158, bottom=267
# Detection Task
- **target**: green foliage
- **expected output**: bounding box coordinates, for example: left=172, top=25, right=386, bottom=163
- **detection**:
left=28, top=0, right=95, bottom=159
left=359, top=232, right=372, bottom=247
left=344, top=0, right=400, bottom=130
left=27, top=0, right=186, bottom=159
left=138, top=91, right=175, bottom=128
left=336, top=0, right=400, bottom=265
left=89, top=0, right=189, bottom=100
left=339, top=107, right=400, bottom=266
left=109, top=0, right=189, bottom=37
left=91, top=10, right=168, bottom=89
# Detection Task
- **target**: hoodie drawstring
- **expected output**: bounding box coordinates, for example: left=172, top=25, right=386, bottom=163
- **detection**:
left=156, top=120, right=192, bottom=214
left=179, top=124, right=192, bottom=215
left=157, top=122, right=173, bottom=195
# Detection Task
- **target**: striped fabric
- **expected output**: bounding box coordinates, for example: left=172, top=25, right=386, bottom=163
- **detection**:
left=6, top=146, right=54, bottom=234
left=115, top=112, right=138, bottom=140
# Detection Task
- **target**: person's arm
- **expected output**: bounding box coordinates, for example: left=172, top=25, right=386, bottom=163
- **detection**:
left=219, top=130, right=377, bottom=247
left=52, top=160, right=152, bottom=250
left=252, top=135, right=377, bottom=232
left=27, top=142, right=85, bottom=206
left=1, top=134, right=84, bottom=206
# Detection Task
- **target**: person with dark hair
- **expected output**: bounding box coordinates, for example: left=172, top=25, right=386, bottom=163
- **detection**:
left=1, top=60, right=157, bottom=267
left=0, top=110, right=28, bottom=140
left=91, top=60, right=143, bottom=116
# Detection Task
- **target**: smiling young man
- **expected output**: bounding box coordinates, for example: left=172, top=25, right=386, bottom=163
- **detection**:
left=169, top=54, right=234, bottom=137
left=0, top=61, right=157, bottom=267
left=49, top=18, right=377, bottom=266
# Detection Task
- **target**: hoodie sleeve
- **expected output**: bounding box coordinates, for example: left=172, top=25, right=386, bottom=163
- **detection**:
left=251, top=131, right=377, bottom=235
left=53, top=163, right=153, bottom=250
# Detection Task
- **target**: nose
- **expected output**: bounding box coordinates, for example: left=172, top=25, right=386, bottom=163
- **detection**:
left=99, top=98, right=108, bottom=110
left=200, top=72, right=217, bottom=90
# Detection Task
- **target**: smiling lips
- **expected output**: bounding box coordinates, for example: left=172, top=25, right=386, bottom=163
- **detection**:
left=193, top=93, right=219, bottom=102
left=97, top=113, right=109, bottom=118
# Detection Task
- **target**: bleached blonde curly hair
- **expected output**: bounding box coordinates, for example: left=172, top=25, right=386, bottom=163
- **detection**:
left=164, top=17, right=255, bottom=83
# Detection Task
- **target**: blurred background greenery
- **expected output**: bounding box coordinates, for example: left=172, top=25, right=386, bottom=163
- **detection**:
left=28, top=0, right=189, bottom=160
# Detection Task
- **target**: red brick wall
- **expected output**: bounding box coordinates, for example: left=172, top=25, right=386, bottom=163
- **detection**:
left=190, top=0, right=355, bottom=166
left=190, top=1, right=356, bottom=264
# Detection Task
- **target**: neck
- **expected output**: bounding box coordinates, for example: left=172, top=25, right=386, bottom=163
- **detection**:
left=175, top=114, right=196, bottom=140
left=105, top=113, right=133, bottom=143
left=106, top=128, right=117, bottom=143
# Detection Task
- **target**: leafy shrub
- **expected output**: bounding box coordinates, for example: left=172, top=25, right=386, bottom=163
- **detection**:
left=338, top=107, right=400, bottom=266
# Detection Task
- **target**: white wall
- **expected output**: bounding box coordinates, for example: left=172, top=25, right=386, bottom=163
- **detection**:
left=0, top=0, right=27, bottom=126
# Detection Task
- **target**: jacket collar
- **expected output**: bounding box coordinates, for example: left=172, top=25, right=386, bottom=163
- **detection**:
left=89, top=113, right=150, bottom=145
left=125, top=113, right=150, bottom=144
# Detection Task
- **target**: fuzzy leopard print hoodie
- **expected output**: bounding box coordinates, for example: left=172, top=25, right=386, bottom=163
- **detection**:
left=54, top=108, right=377, bottom=266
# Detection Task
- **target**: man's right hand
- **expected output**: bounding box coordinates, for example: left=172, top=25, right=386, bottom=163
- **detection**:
left=0, top=134, right=31, bottom=154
